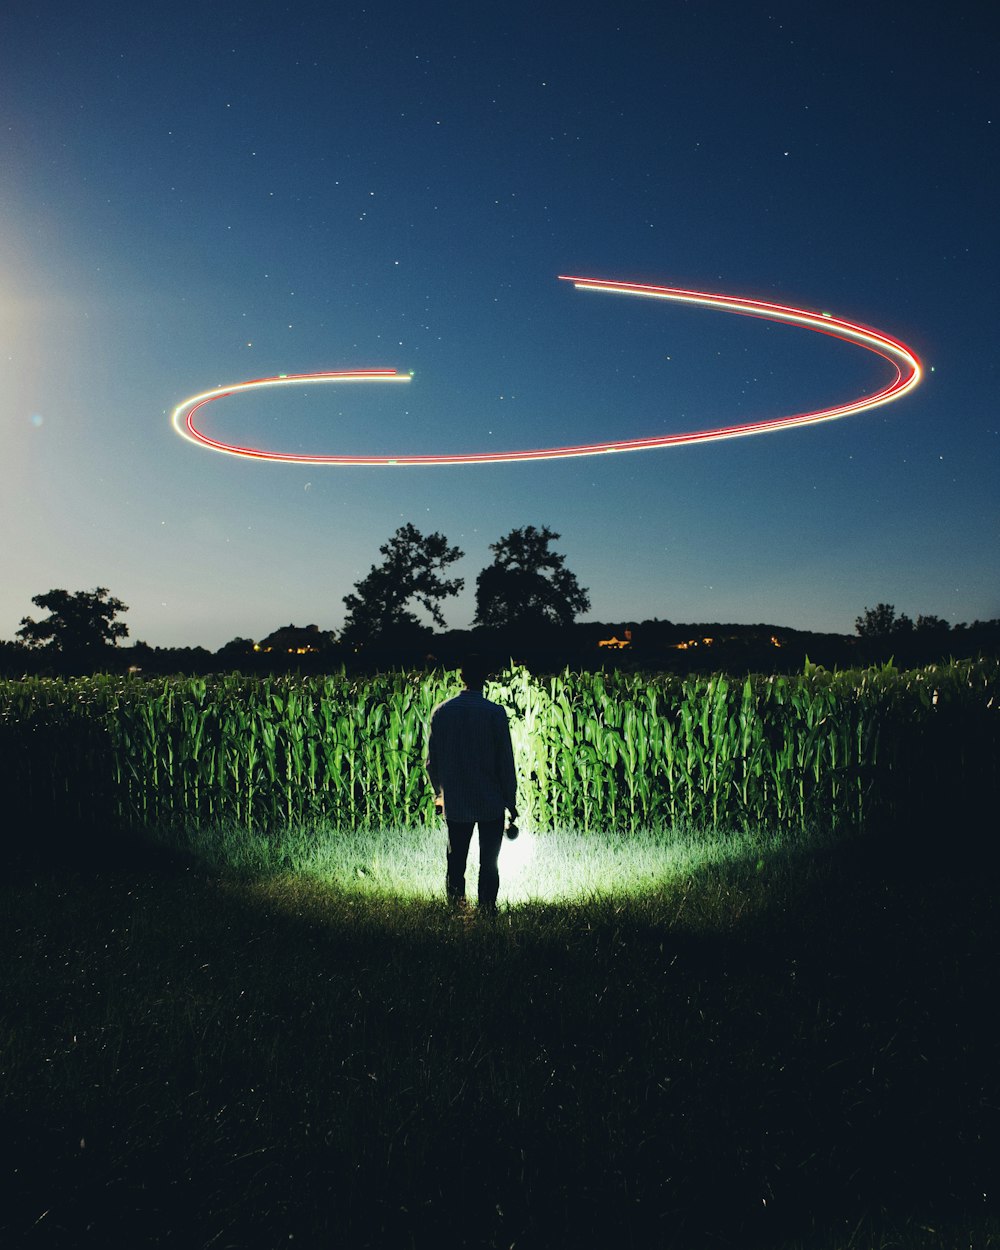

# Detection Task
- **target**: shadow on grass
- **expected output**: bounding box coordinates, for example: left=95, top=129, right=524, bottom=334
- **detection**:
left=3, top=821, right=998, bottom=1249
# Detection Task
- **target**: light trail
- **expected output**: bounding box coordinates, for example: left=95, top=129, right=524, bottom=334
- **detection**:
left=170, top=278, right=922, bottom=466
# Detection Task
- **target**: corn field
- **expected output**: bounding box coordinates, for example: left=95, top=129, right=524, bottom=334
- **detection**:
left=1, top=660, right=997, bottom=838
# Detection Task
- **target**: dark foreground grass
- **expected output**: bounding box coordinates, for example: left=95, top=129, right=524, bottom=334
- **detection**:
left=2, top=825, right=998, bottom=1250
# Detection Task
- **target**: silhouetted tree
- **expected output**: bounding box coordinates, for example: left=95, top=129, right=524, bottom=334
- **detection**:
left=17, top=587, right=128, bottom=659
left=915, top=614, right=950, bottom=633
left=0, top=639, right=30, bottom=677
left=474, top=525, right=590, bottom=630
left=342, top=523, right=464, bottom=644
left=855, top=603, right=913, bottom=639
left=216, top=637, right=258, bottom=660
left=256, top=624, right=337, bottom=653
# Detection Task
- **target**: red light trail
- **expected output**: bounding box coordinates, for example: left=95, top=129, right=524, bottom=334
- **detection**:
left=170, top=277, right=922, bottom=466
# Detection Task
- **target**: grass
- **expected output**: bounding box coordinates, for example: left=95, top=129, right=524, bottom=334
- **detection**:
left=2, top=819, right=998, bottom=1249
left=150, top=817, right=831, bottom=904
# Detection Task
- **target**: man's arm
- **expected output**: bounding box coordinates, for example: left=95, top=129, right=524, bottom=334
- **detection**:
left=497, top=710, right=518, bottom=817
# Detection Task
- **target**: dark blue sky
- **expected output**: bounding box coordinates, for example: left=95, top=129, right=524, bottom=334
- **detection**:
left=3, top=1, right=997, bottom=647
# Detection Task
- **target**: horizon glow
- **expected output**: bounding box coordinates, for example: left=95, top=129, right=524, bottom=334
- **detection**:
left=170, top=277, right=923, bottom=467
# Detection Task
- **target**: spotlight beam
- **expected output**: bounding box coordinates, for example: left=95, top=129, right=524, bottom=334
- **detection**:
left=170, top=278, right=922, bottom=466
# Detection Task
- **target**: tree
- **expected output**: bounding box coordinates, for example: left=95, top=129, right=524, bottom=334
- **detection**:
left=342, top=523, right=464, bottom=643
left=0, top=639, right=29, bottom=678
left=854, top=603, right=913, bottom=639
left=255, top=624, right=337, bottom=654
left=215, top=637, right=258, bottom=663
left=17, top=587, right=128, bottom=656
left=915, top=613, right=950, bottom=633
left=474, top=525, right=590, bottom=630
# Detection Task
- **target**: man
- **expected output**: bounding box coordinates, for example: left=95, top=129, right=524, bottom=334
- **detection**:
left=426, top=656, right=517, bottom=914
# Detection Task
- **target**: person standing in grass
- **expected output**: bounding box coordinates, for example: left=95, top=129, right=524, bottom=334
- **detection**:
left=426, top=656, right=518, bottom=914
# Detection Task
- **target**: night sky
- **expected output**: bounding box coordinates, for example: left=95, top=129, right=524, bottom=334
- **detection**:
left=3, top=2, right=997, bottom=649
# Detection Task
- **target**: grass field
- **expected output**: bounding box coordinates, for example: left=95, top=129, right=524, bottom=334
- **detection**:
left=3, top=818, right=997, bottom=1249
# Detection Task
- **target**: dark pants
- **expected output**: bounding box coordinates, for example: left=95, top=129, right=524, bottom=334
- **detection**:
left=446, top=819, right=504, bottom=910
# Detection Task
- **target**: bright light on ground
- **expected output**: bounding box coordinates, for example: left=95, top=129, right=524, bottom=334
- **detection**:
left=239, top=821, right=819, bottom=906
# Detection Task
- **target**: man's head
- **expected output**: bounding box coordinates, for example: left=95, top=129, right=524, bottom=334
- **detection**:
left=460, top=655, right=492, bottom=691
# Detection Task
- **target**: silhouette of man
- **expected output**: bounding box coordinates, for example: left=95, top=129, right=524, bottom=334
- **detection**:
left=426, top=657, right=517, bottom=914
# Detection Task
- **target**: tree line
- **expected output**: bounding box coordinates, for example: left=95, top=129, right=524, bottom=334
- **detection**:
left=5, top=524, right=591, bottom=673
left=5, top=525, right=998, bottom=676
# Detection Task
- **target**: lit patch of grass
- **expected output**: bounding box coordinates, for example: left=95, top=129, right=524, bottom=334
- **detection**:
left=148, top=818, right=835, bottom=908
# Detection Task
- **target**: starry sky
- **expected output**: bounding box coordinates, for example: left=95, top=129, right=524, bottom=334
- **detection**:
left=2, top=1, right=997, bottom=649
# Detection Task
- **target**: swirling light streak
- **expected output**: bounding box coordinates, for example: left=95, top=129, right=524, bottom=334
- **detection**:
left=170, top=278, right=922, bottom=466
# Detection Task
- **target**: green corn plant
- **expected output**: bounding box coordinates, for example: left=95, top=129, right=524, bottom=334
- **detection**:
left=1, top=659, right=998, bottom=838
